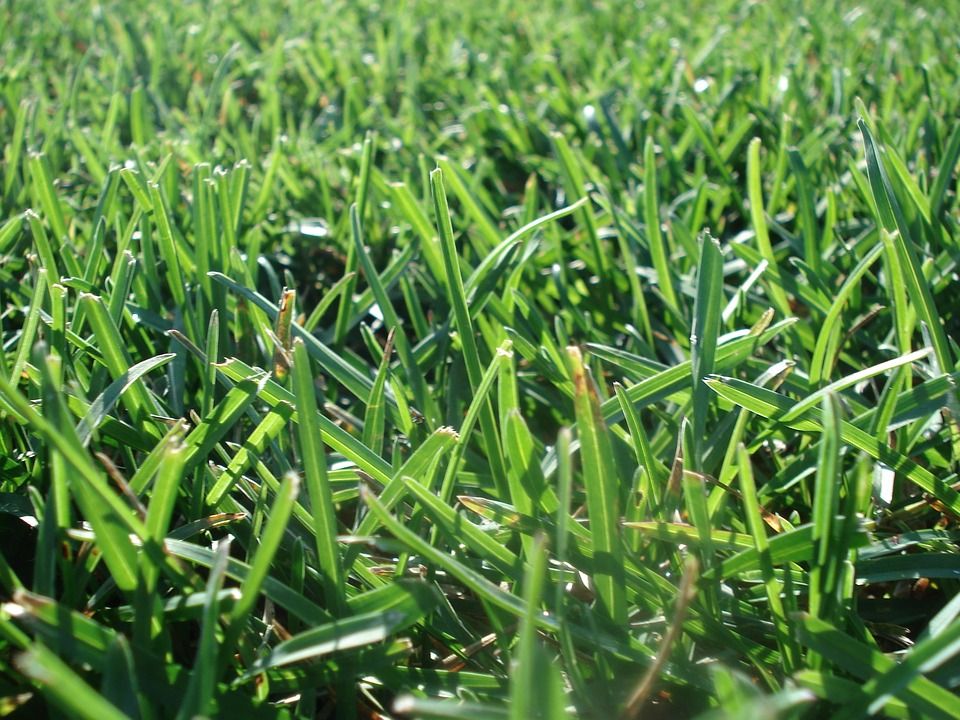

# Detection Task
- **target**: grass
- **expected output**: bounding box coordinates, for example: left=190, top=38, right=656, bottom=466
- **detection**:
left=1, top=0, right=960, bottom=717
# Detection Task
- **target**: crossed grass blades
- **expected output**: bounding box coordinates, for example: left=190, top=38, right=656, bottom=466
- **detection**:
left=2, top=0, right=960, bottom=717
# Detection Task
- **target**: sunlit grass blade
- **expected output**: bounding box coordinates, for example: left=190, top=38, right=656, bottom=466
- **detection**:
left=27, top=152, right=70, bottom=248
left=737, top=444, right=798, bottom=672
left=242, top=581, right=439, bottom=679
left=291, top=338, right=346, bottom=615
left=209, top=271, right=387, bottom=408
left=746, top=138, right=790, bottom=318
left=407, top=476, right=522, bottom=578
left=362, top=328, right=394, bottom=457
left=15, top=644, right=127, bottom=720
left=139, top=438, right=187, bottom=623
left=509, top=534, right=564, bottom=720
left=431, top=167, right=509, bottom=497
left=794, top=614, right=960, bottom=719
left=859, top=119, right=953, bottom=374
left=643, top=136, right=679, bottom=313
left=352, top=427, right=458, bottom=539
left=75, top=353, right=175, bottom=446
left=8, top=267, right=47, bottom=386
left=79, top=292, right=162, bottom=435
left=690, top=231, right=723, bottom=467
left=332, top=132, right=375, bottom=347
left=567, top=346, right=626, bottom=627
left=216, top=357, right=393, bottom=486
left=704, top=374, right=960, bottom=514
left=349, top=202, right=434, bottom=422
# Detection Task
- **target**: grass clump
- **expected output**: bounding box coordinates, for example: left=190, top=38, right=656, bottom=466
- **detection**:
left=2, top=0, right=960, bottom=717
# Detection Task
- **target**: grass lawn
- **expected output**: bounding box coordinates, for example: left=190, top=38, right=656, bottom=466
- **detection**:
left=2, top=0, right=960, bottom=717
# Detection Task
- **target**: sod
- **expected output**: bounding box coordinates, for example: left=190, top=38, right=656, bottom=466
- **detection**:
left=2, top=0, right=960, bottom=717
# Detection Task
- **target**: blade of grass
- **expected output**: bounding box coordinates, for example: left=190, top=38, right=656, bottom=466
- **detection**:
left=222, top=472, right=300, bottom=661
left=567, top=346, right=626, bottom=627
left=737, top=443, right=798, bottom=672
left=176, top=536, right=232, bottom=720
left=794, top=614, right=960, bottom=719
left=705, top=375, right=960, bottom=515
left=431, top=167, right=509, bottom=497
left=291, top=338, right=346, bottom=615
left=643, top=136, right=679, bottom=313
left=690, top=231, right=723, bottom=468
left=859, top=119, right=952, bottom=374
left=746, top=138, right=791, bottom=318
left=15, top=645, right=127, bottom=720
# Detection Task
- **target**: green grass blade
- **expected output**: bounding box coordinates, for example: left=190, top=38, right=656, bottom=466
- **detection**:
left=15, top=645, right=127, bottom=720
left=859, top=119, right=952, bottom=373
left=690, top=232, right=723, bottom=467
left=795, top=614, right=960, bottom=719
left=291, top=338, right=346, bottom=615
left=431, top=167, right=509, bottom=497
left=176, top=536, right=232, bottom=720
left=243, top=582, right=439, bottom=679
left=216, top=357, right=393, bottom=485
left=567, top=346, right=626, bottom=627
left=510, top=534, right=564, bottom=720
left=75, top=353, right=175, bottom=446
left=643, top=136, right=679, bottom=312
left=223, top=472, right=300, bottom=656
left=746, top=138, right=791, bottom=318
left=737, top=444, right=797, bottom=671
left=808, top=394, right=842, bottom=629
left=704, top=375, right=960, bottom=514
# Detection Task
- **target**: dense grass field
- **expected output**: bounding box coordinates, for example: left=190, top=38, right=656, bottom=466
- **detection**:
left=2, top=0, right=960, bottom=717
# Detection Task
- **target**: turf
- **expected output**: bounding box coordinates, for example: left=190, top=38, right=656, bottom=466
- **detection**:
left=2, top=0, right=960, bottom=717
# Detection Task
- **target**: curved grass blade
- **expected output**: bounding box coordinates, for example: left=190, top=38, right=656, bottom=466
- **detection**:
left=705, top=375, right=960, bottom=515
left=216, top=357, right=392, bottom=485
left=76, top=353, right=175, bottom=446
left=795, top=614, right=960, bottom=720
left=241, top=581, right=439, bottom=680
